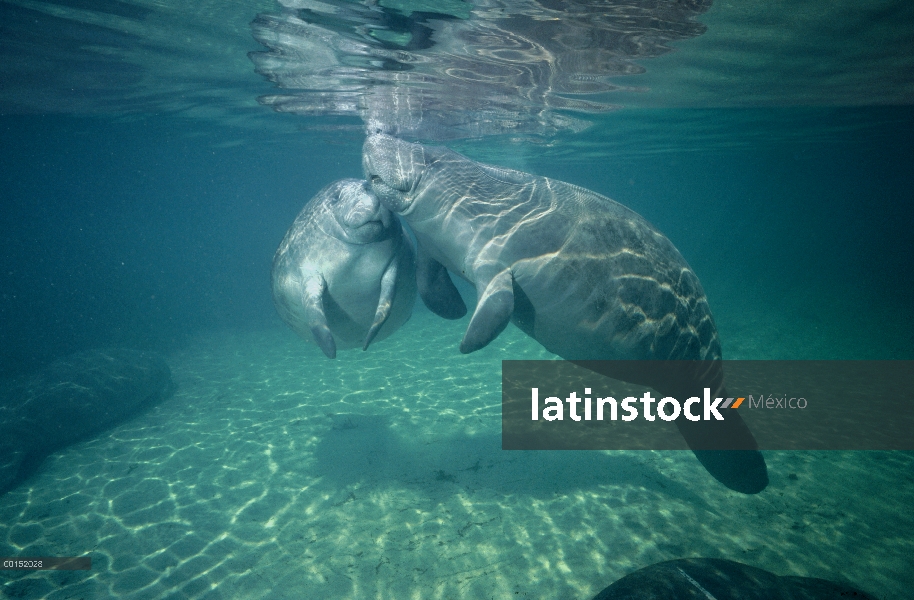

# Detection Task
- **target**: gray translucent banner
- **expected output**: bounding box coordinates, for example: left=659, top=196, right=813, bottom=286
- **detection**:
left=502, top=361, right=914, bottom=450
left=0, top=557, right=91, bottom=570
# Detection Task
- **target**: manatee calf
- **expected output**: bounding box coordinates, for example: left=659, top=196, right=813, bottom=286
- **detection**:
left=0, top=349, right=174, bottom=495
left=363, top=134, right=767, bottom=493
left=272, top=178, right=416, bottom=358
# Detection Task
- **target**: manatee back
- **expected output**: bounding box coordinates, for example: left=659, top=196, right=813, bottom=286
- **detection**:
left=396, top=141, right=721, bottom=362
left=548, top=180, right=721, bottom=362
left=465, top=164, right=722, bottom=363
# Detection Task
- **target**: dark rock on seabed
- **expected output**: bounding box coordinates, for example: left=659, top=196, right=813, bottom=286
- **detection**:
left=0, top=349, right=174, bottom=496
left=591, top=557, right=878, bottom=600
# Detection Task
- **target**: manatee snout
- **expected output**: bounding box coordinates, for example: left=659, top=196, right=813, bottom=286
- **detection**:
left=336, top=180, right=391, bottom=232
left=363, top=134, right=426, bottom=213
left=363, top=134, right=401, bottom=186
left=329, top=179, right=394, bottom=245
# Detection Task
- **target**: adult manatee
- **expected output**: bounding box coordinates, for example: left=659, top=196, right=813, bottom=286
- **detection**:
left=272, top=178, right=417, bottom=358
left=363, top=134, right=767, bottom=494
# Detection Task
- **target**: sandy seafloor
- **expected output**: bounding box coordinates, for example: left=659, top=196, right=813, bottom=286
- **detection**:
left=1, top=301, right=912, bottom=599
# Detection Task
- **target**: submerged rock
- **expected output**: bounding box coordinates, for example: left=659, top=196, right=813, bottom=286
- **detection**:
left=591, top=558, right=878, bottom=600
left=0, top=349, right=175, bottom=495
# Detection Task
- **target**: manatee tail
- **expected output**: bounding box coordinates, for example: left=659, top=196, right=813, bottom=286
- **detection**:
left=571, top=360, right=769, bottom=494
left=657, top=362, right=769, bottom=494
left=675, top=406, right=769, bottom=494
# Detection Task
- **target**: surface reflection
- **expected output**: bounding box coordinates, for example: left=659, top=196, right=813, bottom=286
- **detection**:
left=249, top=0, right=712, bottom=140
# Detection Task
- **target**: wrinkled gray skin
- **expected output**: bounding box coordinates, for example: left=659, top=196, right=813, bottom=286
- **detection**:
left=272, top=179, right=416, bottom=358
left=364, top=135, right=768, bottom=494
left=363, top=134, right=719, bottom=363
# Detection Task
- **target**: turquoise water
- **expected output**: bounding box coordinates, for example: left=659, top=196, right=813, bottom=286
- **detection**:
left=1, top=0, right=913, bottom=598
left=2, top=322, right=913, bottom=598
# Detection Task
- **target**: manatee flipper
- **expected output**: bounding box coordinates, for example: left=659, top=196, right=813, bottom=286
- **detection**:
left=416, top=245, right=466, bottom=320
left=363, top=259, right=398, bottom=351
left=460, top=269, right=514, bottom=354
left=302, top=274, right=337, bottom=359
